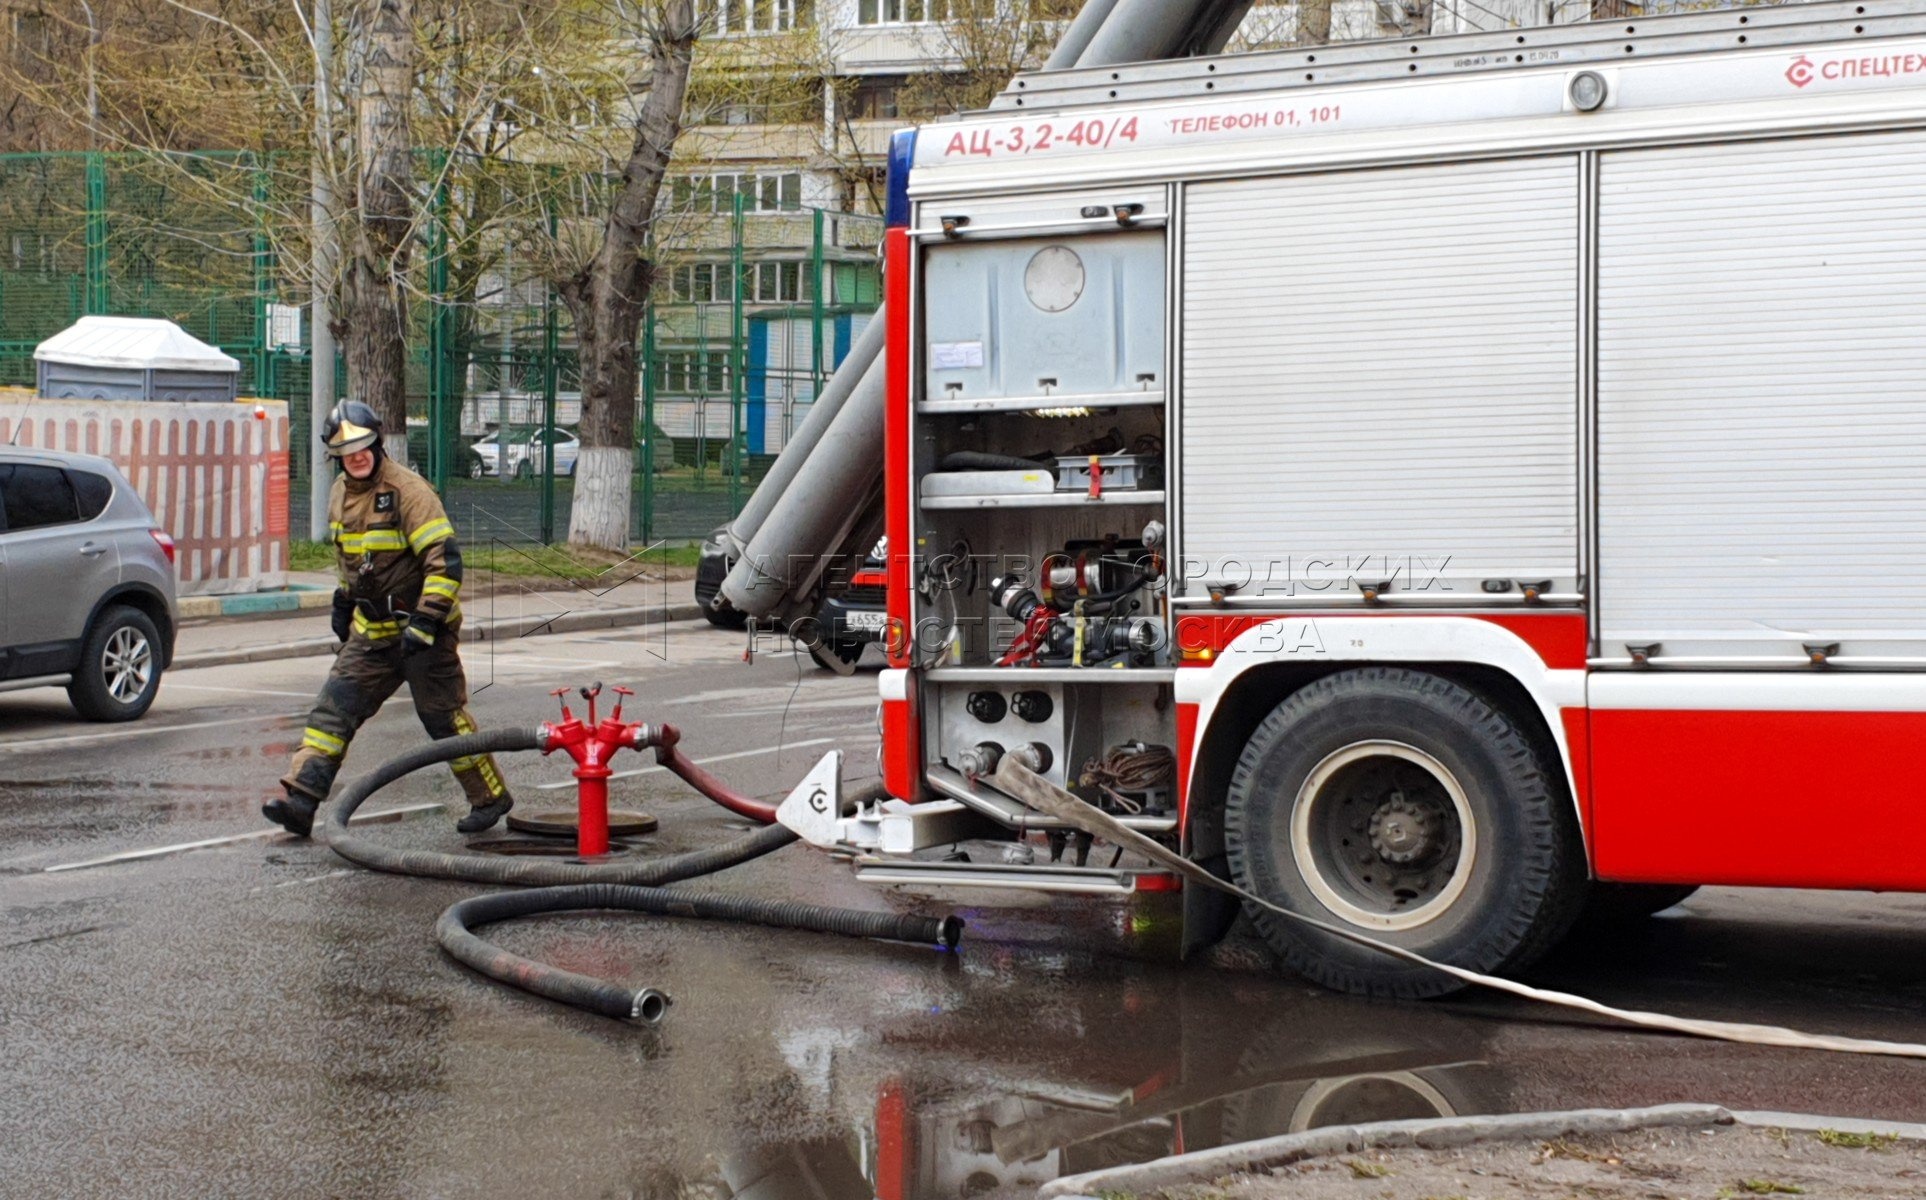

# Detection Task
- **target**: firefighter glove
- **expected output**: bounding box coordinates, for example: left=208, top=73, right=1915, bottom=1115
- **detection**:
left=330, top=588, right=354, bottom=643
left=402, top=610, right=440, bottom=657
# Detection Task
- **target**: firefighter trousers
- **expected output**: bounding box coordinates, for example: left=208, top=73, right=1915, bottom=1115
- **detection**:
left=280, top=626, right=510, bottom=813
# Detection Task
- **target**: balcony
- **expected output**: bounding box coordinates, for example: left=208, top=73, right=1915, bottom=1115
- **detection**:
left=678, top=123, right=825, bottom=163
left=826, top=25, right=963, bottom=73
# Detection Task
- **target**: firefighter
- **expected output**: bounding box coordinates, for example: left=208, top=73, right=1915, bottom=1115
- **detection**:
left=262, top=400, right=513, bottom=838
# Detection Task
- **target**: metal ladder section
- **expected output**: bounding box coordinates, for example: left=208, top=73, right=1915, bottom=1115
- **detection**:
left=991, top=0, right=1926, bottom=110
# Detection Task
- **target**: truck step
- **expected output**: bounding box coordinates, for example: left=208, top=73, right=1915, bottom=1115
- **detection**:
left=852, top=857, right=1180, bottom=895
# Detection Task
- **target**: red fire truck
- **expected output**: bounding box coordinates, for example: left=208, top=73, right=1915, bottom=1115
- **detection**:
left=789, top=0, right=1926, bottom=998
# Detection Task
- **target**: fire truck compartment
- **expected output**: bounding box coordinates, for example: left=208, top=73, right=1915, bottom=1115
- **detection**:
left=922, top=230, right=1165, bottom=407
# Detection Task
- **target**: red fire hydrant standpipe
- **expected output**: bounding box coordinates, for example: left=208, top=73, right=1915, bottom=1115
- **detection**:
left=541, top=682, right=779, bottom=857
left=541, top=684, right=640, bottom=858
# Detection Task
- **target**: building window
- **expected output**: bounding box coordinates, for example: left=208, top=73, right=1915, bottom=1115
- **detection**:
left=856, top=0, right=950, bottom=25
left=749, top=261, right=813, bottom=303
left=846, top=76, right=906, bottom=121
left=656, top=350, right=733, bottom=395
left=666, top=259, right=816, bottom=304
left=669, top=172, right=804, bottom=212
left=667, top=262, right=735, bottom=304
left=704, top=0, right=813, bottom=33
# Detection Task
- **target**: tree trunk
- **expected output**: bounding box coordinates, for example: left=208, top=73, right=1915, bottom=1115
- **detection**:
left=337, top=0, right=415, bottom=465
left=1299, top=0, right=1333, bottom=45
left=558, top=0, right=697, bottom=552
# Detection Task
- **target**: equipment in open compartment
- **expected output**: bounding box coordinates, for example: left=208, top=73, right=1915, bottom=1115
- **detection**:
left=923, top=428, right=1165, bottom=500
left=988, top=527, right=1166, bottom=668
left=935, top=679, right=1174, bottom=821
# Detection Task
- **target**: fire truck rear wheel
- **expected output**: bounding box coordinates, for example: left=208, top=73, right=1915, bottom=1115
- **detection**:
left=1223, top=666, right=1585, bottom=1000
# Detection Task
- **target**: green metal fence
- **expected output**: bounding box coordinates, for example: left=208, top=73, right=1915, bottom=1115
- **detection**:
left=0, top=150, right=883, bottom=546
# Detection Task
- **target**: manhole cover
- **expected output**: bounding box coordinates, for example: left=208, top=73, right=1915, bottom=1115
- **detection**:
left=508, top=809, right=659, bottom=838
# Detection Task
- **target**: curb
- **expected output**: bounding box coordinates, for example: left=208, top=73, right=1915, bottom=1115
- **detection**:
left=173, top=601, right=708, bottom=670
left=1041, top=1105, right=1730, bottom=1199
left=1039, top=1104, right=1926, bottom=1199
left=177, top=587, right=332, bottom=620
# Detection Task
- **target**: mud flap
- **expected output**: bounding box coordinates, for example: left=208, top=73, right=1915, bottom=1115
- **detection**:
left=1181, top=851, right=1240, bottom=959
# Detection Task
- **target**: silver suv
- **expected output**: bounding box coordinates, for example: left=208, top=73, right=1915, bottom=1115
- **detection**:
left=0, top=447, right=178, bottom=721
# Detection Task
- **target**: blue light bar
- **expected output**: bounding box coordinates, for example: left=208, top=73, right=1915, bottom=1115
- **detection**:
left=885, top=129, right=916, bottom=230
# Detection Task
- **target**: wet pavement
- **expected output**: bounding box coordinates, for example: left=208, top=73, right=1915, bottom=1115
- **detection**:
left=2, top=623, right=1924, bottom=1198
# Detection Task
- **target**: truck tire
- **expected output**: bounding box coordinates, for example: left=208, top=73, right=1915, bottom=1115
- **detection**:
left=1224, top=667, right=1585, bottom=999
left=68, top=605, right=164, bottom=722
left=703, top=607, right=750, bottom=631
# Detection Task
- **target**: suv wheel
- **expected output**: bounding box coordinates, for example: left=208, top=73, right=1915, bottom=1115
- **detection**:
left=69, top=605, right=163, bottom=722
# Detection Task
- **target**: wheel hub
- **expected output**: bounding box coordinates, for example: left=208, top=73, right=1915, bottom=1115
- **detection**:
left=1290, top=740, right=1478, bottom=932
left=1368, top=793, right=1441, bottom=866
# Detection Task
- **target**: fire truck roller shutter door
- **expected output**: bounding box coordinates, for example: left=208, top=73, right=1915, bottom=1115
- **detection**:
left=1590, top=129, right=1926, bottom=891
left=1177, top=157, right=1580, bottom=601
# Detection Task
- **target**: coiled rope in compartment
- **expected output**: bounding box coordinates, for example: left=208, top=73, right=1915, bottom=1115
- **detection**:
left=319, top=728, right=961, bottom=1023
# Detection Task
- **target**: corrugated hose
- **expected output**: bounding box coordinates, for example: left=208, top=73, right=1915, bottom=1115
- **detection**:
left=318, top=728, right=962, bottom=1023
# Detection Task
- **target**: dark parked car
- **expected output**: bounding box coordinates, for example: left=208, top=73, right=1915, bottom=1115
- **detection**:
left=695, top=524, right=748, bottom=631
left=0, top=447, right=178, bottom=720
left=696, top=525, right=886, bottom=667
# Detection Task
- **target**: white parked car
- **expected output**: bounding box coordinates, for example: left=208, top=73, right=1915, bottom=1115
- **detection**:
left=467, top=428, right=579, bottom=480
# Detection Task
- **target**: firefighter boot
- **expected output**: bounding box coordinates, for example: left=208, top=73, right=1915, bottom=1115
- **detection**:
left=424, top=709, right=514, bottom=833
left=456, top=791, right=514, bottom=834
left=266, top=760, right=336, bottom=838
left=451, top=745, right=513, bottom=833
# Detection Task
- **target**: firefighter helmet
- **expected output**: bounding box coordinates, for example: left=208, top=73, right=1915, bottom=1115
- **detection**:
left=320, top=400, right=382, bottom=458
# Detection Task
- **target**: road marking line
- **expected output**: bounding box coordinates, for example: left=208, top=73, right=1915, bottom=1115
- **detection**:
left=0, top=711, right=305, bottom=753
left=0, top=695, right=417, bottom=754
left=40, top=803, right=444, bottom=873
left=533, top=737, right=840, bottom=791
left=164, top=683, right=318, bottom=699
left=273, top=869, right=358, bottom=888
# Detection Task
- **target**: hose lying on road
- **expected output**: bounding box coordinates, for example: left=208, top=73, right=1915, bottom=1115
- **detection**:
left=992, top=755, right=1926, bottom=1062
left=322, top=727, right=795, bottom=888
left=438, top=886, right=962, bottom=1024
left=319, top=727, right=961, bottom=1021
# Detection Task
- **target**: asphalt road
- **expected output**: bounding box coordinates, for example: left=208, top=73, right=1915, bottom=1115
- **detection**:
left=2, top=623, right=1924, bottom=1198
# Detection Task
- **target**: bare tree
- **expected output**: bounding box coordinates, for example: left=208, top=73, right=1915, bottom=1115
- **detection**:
left=551, top=0, right=699, bottom=552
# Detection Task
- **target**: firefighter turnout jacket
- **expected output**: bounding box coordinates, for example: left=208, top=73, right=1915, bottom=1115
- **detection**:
left=329, top=456, right=462, bottom=639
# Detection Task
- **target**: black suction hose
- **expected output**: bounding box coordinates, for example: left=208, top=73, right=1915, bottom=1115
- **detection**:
left=437, top=887, right=963, bottom=1024
left=319, top=727, right=964, bottom=1021
left=321, top=727, right=795, bottom=887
